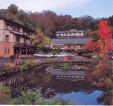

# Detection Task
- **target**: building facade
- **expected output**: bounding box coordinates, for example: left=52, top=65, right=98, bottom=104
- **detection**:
left=56, top=29, right=84, bottom=38
left=0, top=18, right=34, bottom=57
left=51, top=37, right=91, bottom=52
left=51, top=29, right=91, bottom=52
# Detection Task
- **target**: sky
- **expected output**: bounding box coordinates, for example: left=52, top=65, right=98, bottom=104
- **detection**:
left=0, top=0, right=113, bottom=18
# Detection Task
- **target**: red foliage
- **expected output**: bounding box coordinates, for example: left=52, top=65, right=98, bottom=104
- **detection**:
left=85, top=20, right=113, bottom=56
left=98, top=20, right=113, bottom=49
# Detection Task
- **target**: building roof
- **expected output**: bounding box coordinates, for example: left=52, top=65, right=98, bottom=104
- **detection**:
left=52, top=37, right=92, bottom=45
left=13, top=43, right=30, bottom=48
left=0, top=15, right=35, bottom=32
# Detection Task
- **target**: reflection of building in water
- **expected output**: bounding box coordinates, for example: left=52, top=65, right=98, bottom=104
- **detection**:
left=46, top=66, right=87, bottom=80
left=0, top=66, right=103, bottom=104
left=0, top=70, right=43, bottom=97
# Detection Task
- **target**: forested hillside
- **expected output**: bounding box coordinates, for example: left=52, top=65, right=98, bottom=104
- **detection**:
left=0, top=4, right=113, bottom=38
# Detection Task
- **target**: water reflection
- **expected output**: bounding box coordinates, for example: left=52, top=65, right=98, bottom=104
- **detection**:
left=0, top=63, right=105, bottom=105
left=56, top=90, right=103, bottom=105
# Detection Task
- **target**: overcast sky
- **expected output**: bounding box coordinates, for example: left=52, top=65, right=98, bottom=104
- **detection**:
left=0, top=0, right=113, bottom=18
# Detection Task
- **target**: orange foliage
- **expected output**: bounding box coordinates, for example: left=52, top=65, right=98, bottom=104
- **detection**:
left=85, top=20, right=113, bottom=58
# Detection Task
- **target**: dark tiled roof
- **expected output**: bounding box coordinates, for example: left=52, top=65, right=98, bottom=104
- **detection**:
left=0, top=15, right=35, bottom=32
left=13, top=43, right=30, bottom=48
left=52, top=37, right=92, bottom=45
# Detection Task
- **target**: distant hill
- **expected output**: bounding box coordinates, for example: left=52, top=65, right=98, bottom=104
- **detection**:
left=0, top=4, right=113, bottom=38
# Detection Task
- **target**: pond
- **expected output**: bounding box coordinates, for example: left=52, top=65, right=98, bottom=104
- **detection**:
left=0, top=63, right=105, bottom=105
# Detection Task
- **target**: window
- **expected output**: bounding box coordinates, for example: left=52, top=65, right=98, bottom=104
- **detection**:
left=17, top=27, right=21, bottom=33
left=6, top=23, right=10, bottom=30
left=24, top=39, right=27, bottom=43
left=7, top=49, right=9, bottom=54
left=15, top=36, right=20, bottom=42
left=4, top=48, right=9, bottom=54
left=4, top=48, right=7, bottom=54
left=5, top=35, right=9, bottom=42
left=80, top=45, right=82, bottom=47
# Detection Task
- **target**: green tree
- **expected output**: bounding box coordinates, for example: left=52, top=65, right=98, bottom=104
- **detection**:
left=6, top=4, right=18, bottom=16
left=3, top=4, right=35, bottom=30
left=62, top=63, right=70, bottom=73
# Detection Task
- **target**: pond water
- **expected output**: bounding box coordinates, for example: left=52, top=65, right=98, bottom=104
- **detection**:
left=56, top=90, right=103, bottom=105
left=0, top=63, right=105, bottom=105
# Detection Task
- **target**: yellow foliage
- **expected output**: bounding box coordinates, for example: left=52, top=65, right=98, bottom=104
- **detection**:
left=31, top=28, right=51, bottom=45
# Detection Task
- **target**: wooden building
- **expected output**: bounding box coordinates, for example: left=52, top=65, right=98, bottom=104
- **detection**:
left=51, top=37, right=91, bottom=52
left=56, top=29, right=84, bottom=38
left=51, top=29, right=90, bottom=52
left=0, top=17, right=35, bottom=57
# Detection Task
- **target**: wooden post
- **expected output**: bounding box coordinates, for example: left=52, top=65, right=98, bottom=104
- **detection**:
left=20, top=48, right=22, bottom=55
left=25, top=48, right=27, bottom=56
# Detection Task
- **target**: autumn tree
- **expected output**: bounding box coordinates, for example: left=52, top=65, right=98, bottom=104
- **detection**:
left=85, top=20, right=113, bottom=60
left=31, top=28, right=51, bottom=53
left=29, top=11, right=57, bottom=37
left=29, top=11, right=98, bottom=38
left=98, top=20, right=113, bottom=59
left=54, top=15, right=72, bottom=31
left=71, top=18, right=82, bottom=29
left=86, top=20, right=113, bottom=91
left=0, top=4, right=107, bottom=39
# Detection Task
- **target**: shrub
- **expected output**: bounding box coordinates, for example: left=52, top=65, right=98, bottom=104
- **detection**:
left=86, top=59, right=112, bottom=89
left=0, top=86, right=11, bottom=104
left=62, top=63, right=70, bottom=73
left=11, top=89, right=69, bottom=105
left=20, top=61, right=36, bottom=71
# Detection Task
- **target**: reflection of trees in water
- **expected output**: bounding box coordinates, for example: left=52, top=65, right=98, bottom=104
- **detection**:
left=0, top=64, right=104, bottom=104
left=23, top=70, right=95, bottom=95
left=0, top=71, right=36, bottom=98
left=0, top=85, right=11, bottom=104
left=51, top=63, right=65, bottom=68
left=86, top=60, right=112, bottom=90
left=51, top=63, right=88, bottom=70
left=26, top=72, right=53, bottom=88
left=45, top=79, right=94, bottom=94
left=97, top=91, right=112, bottom=105
left=80, top=88, right=95, bottom=95
left=51, top=63, right=62, bottom=69
left=85, top=60, right=113, bottom=105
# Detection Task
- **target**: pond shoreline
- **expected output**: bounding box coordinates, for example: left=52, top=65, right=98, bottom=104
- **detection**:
left=0, top=59, right=111, bottom=105
left=0, top=59, right=93, bottom=79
